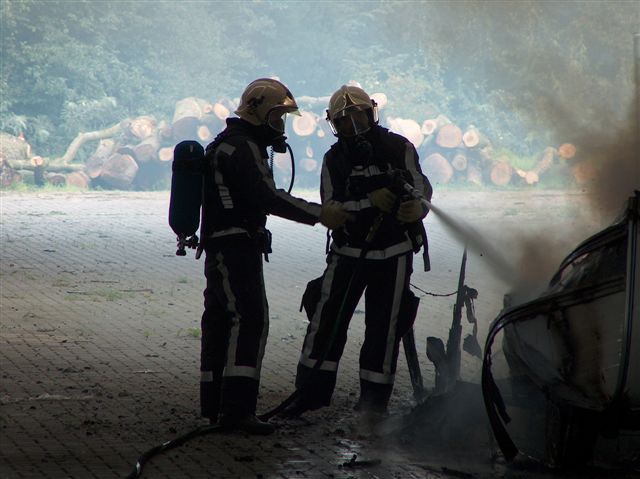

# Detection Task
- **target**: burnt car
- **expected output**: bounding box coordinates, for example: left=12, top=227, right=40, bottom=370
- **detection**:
left=482, top=191, right=639, bottom=468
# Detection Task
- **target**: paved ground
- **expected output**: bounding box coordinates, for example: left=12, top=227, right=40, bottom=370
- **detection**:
left=1, top=188, right=637, bottom=479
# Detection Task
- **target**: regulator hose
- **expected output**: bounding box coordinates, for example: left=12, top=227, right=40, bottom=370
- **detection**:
left=268, top=143, right=296, bottom=194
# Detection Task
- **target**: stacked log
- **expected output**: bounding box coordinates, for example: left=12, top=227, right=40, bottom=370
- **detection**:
left=422, top=152, right=454, bottom=184
left=435, top=123, right=463, bottom=149
left=99, top=152, right=139, bottom=189
left=0, top=93, right=597, bottom=191
left=292, top=111, right=318, bottom=137
left=489, top=158, right=513, bottom=186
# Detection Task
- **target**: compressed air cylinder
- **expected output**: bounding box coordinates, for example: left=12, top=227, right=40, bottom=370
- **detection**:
left=169, top=140, right=205, bottom=238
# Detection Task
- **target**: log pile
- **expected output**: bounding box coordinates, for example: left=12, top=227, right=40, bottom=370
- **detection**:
left=0, top=96, right=235, bottom=189
left=1, top=92, right=586, bottom=190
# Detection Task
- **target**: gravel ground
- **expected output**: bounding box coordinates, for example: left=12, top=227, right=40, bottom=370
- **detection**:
left=1, top=188, right=637, bottom=479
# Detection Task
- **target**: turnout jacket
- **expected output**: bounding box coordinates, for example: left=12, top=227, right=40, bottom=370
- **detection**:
left=201, top=118, right=321, bottom=243
left=322, top=126, right=432, bottom=260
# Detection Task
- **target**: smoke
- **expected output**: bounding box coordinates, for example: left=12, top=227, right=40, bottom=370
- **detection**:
left=486, top=33, right=639, bottom=305
left=423, top=199, right=520, bottom=285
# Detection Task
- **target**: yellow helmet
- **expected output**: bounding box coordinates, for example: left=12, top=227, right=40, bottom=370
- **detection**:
left=235, top=78, right=300, bottom=133
left=326, top=85, right=378, bottom=137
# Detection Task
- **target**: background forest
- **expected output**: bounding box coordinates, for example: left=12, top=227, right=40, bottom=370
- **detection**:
left=1, top=0, right=639, bottom=190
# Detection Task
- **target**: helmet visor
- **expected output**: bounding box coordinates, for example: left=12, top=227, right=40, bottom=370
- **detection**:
left=266, top=106, right=299, bottom=133
left=331, top=109, right=371, bottom=137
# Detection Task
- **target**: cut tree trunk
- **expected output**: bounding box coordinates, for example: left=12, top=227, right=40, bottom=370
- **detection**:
left=528, top=146, right=556, bottom=184
left=172, top=97, right=206, bottom=123
left=489, top=159, right=513, bottom=186
left=4, top=159, right=84, bottom=173
left=292, top=111, right=317, bottom=137
left=99, top=153, right=138, bottom=189
left=124, top=115, right=157, bottom=141
left=558, top=143, right=577, bottom=160
left=421, top=114, right=451, bottom=136
left=158, top=147, right=174, bottom=162
left=300, top=158, right=318, bottom=172
left=436, top=123, right=463, bottom=148
left=462, top=126, right=489, bottom=149
left=85, top=139, right=116, bottom=179
left=212, top=102, right=230, bottom=121
left=391, top=118, right=423, bottom=147
left=172, top=97, right=207, bottom=141
left=571, top=161, right=597, bottom=185
left=65, top=171, right=90, bottom=189
left=370, top=92, right=387, bottom=109
left=197, top=125, right=212, bottom=142
left=516, top=147, right=557, bottom=185
left=450, top=151, right=468, bottom=171
left=422, top=152, right=454, bottom=184
left=133, top=135, right=161, bottom=164
left=171, top=116, right=199, bottom=142
left=56, top=123, right=121, bottom=165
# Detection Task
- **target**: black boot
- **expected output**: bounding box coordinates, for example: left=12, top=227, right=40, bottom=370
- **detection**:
left=219, top=414, right=275, bottom=435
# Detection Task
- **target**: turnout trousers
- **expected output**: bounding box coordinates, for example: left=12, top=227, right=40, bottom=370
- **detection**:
left=296, top=251, right=414, bottom=412
left=200, top=234, right=269, bottom=420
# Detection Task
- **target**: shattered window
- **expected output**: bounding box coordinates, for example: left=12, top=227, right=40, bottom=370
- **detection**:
left=550, top=233, right=627, bottom=292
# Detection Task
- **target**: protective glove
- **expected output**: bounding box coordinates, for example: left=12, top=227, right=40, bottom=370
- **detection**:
left=320, top=201, right=353, bottom=229
left=367, top=188, right=397, bottom=213
left=396, top=199, right=427, bottom=223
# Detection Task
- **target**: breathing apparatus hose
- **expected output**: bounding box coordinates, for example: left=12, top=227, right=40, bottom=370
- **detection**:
left=127, top=210, right=389, bottom=479
left=269, top=143, right=296, bottom=194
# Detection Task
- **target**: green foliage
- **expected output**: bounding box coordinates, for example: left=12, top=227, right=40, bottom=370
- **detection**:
left=1, top=0, right=638, bottom=165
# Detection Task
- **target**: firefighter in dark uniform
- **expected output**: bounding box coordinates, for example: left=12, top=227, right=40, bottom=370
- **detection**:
left=199, top=78, right=350, bottom=434
left=284, top=84, right=433, bottom=417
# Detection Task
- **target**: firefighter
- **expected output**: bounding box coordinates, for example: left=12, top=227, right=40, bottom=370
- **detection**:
left=199, top=78, right=350, bottom=434
left=284, top=84, right=433, bottom=417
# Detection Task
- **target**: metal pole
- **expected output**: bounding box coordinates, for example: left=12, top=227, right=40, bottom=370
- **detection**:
left=635, top=33, right=640, bottom=166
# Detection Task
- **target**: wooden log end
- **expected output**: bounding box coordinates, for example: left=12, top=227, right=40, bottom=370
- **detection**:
left=30, top=156, right=45, bottom=167
left=422, top=152, right=454, bottom=184
left=99, top=153, right=139, bottom=189
left=213, top=102, right=230, bottom=121
left=571, top=161, right=597, bottom=184
left=292, top=111, right=317, bottom=137
left=421, top=119, right=438, bottom=136
left=300, top=158, right=318, bottom=172
left=451, top=152, right=468, bottom=171
left=462, top=128, right=480, bottom=148
left=558, top=143, right=577, bottom=160
left=66, top=171, right=90, bottom=189
left=370, top=92, right=387, bottom=110
left=158, top=147, right=174, bottom=162
left=435, top=123, right=463, bottom=149
left=197, top=125, right=212, bottom=142
left=490, top=160, right=513, bottom=186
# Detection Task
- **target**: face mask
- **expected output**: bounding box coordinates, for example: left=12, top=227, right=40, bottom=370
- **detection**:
left=348, top=134, right=373, bottom=165
left=333, top=110, right=371, bottom=137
